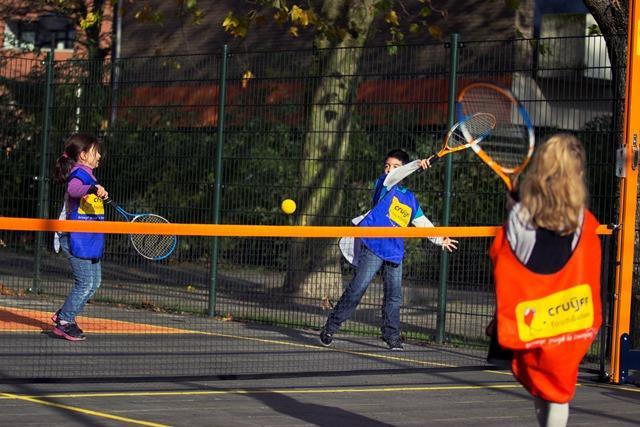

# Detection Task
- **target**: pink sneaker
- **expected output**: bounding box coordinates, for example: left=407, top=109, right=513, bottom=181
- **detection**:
left=53, top=323, right=86, bottom=341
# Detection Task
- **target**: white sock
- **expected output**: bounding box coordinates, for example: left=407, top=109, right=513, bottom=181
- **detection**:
left=534, top=397, right=569, bottom=427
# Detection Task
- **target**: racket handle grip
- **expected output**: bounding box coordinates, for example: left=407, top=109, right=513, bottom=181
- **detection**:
left=429, top=155, right=442, bottom=165
left=88, top=186, right=110, bottom=203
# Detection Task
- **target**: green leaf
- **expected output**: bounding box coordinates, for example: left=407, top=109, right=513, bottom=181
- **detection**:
left=409, top=23, right=420, bottom=34
left=420, top=7, right=431, bottom=18
left=374, top=0, right=394, bottom=13
left=587, top=24, right=602, bottom=36
left=538, top=43, right=551, bottom=56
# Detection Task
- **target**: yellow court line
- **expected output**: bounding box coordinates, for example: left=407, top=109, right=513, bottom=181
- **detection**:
left=184, top=329, right=456, bottom=368
left=1, top=383, right=525, bottom=400
left=482, top=369, right=513, bottom=376
left=0, top=393, right=169, bottom=427
left=0, top=307, right=455, bottom=368
left=5, top=381, right=640, bottom=401
left=580, top=382, right=640, bottom=393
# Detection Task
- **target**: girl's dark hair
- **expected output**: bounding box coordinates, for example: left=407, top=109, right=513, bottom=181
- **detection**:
left=54, top=133, right=102, bottom=184
left=385, top=148, right=410, bottom=165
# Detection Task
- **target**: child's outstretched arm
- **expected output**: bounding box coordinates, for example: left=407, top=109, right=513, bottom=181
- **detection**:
left=440, top=237, right=458, bottom=252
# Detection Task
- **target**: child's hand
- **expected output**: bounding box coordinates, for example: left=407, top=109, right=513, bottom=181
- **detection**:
left=95, top=185, right=109, bottom=199
left=419, top=156, right=435, bottom=169
left=441, top=237, right=458, bottom=252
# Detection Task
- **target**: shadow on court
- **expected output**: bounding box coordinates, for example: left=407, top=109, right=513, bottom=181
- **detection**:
left=1, top=369, right=638, bottom=426
left=0, top=369, right=104, bottom=426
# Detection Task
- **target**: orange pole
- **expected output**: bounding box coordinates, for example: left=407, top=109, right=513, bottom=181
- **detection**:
left=611, top=0, right=640, bottom=384
left=0, top=217, right=612, bottom=238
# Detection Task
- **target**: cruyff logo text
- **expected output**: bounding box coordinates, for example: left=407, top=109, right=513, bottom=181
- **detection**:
left=388, top=196, right=412, bottom=227
left=78, top=194, right=105, bottom=216
left=547, top=296, right=590, bottom=317
left=515, top=284, right=594, bottom=342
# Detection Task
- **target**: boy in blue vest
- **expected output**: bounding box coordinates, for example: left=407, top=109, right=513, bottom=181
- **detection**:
left=320, top=149, right=457, bottom=350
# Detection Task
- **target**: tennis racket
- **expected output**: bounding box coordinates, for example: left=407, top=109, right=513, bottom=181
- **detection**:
left=456, top=82, right=535, bottom=191
left=383, top=112, right=496, bottom=188
left=105, top=197, right=177, bottom=260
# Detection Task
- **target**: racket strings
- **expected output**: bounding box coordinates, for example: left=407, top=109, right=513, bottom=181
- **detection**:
left=480, top=125, right=531, bottom=170
left=455, top=113, right=496, bottom=146
left=458, top=86, right=532, bottom=171
left=447, top=113, right=496, bottom=149
left=130, top=215, right=176, bottom=260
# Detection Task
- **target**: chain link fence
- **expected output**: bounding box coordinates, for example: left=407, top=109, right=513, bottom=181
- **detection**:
left=0, top=34, right=626, bottom=379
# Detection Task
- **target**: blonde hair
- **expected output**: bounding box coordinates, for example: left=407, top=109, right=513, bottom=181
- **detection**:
left=519, top=133, right=588, bottom=235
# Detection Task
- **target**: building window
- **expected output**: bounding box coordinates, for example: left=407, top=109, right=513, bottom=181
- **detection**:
left=3, top=15, right=75, bottom=51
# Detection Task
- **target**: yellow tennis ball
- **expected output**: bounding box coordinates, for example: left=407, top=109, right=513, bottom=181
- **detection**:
left=281, top=198, right=296, bottom=214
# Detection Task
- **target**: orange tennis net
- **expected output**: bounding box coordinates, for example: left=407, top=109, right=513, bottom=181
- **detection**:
left=0, top=217, right=613, bottom=380
left=0, top=217, right=613, bottom=237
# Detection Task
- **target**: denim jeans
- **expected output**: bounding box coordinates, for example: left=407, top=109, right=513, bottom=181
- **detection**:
left=58, top=234, right=102, bottom=323
left=324, top=244, right=403, bottom=341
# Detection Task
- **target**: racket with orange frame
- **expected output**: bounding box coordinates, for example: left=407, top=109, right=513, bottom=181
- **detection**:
left=383, top=112, right=496, bottom=188
left=456, top=82, right=535, bottom=191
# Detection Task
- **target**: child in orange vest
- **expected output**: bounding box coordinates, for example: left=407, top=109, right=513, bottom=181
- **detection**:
left=490, top=134, right=602, bottom=427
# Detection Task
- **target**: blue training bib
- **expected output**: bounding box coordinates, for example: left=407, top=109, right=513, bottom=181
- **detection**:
left=66, top=168, right=105, bottom=259
left=359, top=179, right=420, bottom=264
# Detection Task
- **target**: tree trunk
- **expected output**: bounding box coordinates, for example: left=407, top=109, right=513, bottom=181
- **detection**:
left=283, top=0, right=376, bottom=301
left=584, top=0, right=628, bottom=134
left=584, top=0, right=640, bottom=342
left=78, top=0, right=110, bottom=131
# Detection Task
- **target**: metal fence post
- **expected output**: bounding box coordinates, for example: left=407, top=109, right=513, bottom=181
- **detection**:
left=32, top=52, right=55, bottom=294
left=610, top=0, right=640, bottom=383
left=208, top=45, right=229, bottom=316
left=435, top=33, right=459, bottom=344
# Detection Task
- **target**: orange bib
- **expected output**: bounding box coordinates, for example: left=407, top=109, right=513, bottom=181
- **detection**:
left=490, top=210, right=602, bottom=402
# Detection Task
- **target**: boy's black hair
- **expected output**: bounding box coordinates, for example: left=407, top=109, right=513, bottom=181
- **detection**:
left=385, top=148, right=410, bottom=165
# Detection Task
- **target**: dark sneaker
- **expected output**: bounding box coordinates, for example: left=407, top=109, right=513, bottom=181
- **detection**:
left=53, top=323, right=86, bottom=341
left=383, top=337, right=404, bottom=351
left=319, top=328, right=333, bottom=346
left=52, top=311, right=84, bottom=333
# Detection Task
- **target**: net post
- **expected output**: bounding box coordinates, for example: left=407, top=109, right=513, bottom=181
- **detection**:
left=33, top=51, right=55, bottom=294
left=436, top=33, right=460, bottom=344
left=597, top=226, right=617, bottom=382
left=611, top=0, right=640, bottom=383
left=209, top=44, right=229, bottom=317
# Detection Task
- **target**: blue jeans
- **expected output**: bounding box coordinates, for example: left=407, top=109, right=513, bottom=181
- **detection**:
left=58, top=234, right=102, bottom=323
left=324, top=245, right=403, bottom=341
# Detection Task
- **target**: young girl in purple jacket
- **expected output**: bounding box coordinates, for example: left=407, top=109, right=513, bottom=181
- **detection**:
left=51, top=133, right=108, bottom=341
